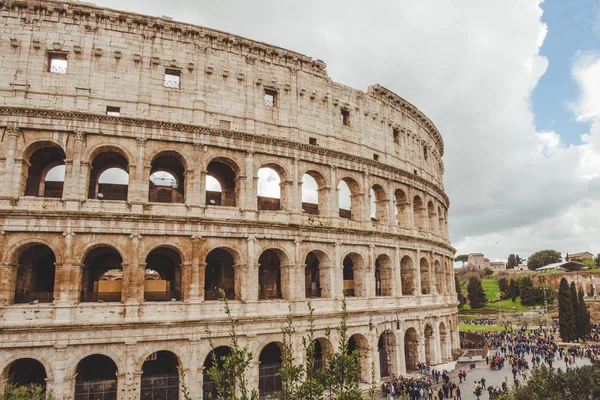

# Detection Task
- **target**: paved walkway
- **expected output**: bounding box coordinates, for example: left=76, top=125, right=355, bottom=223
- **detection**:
left=378, top=354, right=592, bottom=399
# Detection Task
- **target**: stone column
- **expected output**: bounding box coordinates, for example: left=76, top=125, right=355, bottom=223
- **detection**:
left=368, top=330, right=380, bottom=382
left=290, top=158, right=301, bottom=215
left=186, top=236, right=202, bottom=302
left=1, top=125, right=20, bottom=199
left=124, top=342, right=140, bottom=400
left=328, top=166, right=338, bottom=219
left=123, top=233, right=144, bottom=304
left=184, top=169, right=196, bottom=207
left=363, top=172, right=371, bottom=222
left=394, top=247, right=402, bottom=297
left=280, top=264, right=296, bottom=300
left=365, top=245, right=375, bottom=298
left=243, top=151, right=257, bottom=216
left=64, top=130, right=86, bottom=201
left=51, top=346, right=71, bottom=399
left=415, top=250, right=422, bottom=296
left=433, top=321, right=442, bottom=365
left=333, top=242, right=341, bottom=298
left=244, top=235, right=258, bottom=302
left=131, top=138, right=148, bottom=206
left=396, top=329, right=406, bottom=376
left=0, top=262, right=18, bottom=305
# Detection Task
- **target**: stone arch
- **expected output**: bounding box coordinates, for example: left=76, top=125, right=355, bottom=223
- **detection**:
left=8, top=238, right=62, bottom=265
left=443, top=261, right=451, bottom=294
left=424, top=324, right=435, bottom=366
left=420, top=257, right=431, bottom=295
left=310, top=337, right=334, bottom=372
left=437, top=205, right=445, bottom=236
left=404, top=327, right=419, bottom=371
left=257, top=162, right=288, bottom=211
left=434, top=260, right=442, bottom=294
left=22, top=142, right=66, bottom=198
left=304, top=249, right=332, bottom=298
left=375, top=254, right=393, bottom=296
left=394, top=188, right=409, bottom=228
left=74, top=354, right=119, bottom=400
left=378, top=329, right=396, bottom=378
left=205, top=247, right=237, bottom=300
left=400, top=255, right=416, bottom=296
left=301, top=169, right=327, bottom=215
left=85, top=143, right=134, bottom=168
left=342, top=252, right=366, bottom=297
left=202, top=346, right=233, bottom=399
left=149, top=150, right=187, bottom=203
left=140, top=350, right=181, bottom=400
left=348, top=333, right=370, bottom=382
left=80, top=245, right=124, bottom=302
left=206, top=156, right=241, bottom=207
left=144, top=247, right=182, bottom=301
left=1, top=357, right=48, bottom=390
left=258, top=249, right=288, bottom=300
left=338, top=177, right=362, bottom=220
left=439, top=321, right=448, bottom=362
left=413, top=195, right=425, bottom=230
left=258, top=342, right=283, bottom=397
left=12, top=243, right=56, bottom=304
left=427, top=201, right=437, bottom=234
left=370, top=183, right=388, bottom=222
left=87, top=147, right=130, bottom=201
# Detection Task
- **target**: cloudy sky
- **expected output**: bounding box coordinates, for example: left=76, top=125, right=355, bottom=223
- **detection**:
left=91, top=0, right=600, bottom=263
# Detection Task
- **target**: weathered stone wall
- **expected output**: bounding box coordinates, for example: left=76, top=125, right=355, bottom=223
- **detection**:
left=0, top=1, right=458, bottom=398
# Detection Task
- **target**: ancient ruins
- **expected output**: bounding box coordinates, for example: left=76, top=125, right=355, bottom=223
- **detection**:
left=0, top=1, right=458, bottom=398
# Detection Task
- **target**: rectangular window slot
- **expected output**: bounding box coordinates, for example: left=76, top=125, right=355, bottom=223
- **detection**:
left=264, top=88, right=277, bottom=107
left=48, top=53, right=67, bottom=74
left=373, top=153, right=379, bottom=161
left=414, top=169, right=418, bottom=175
left=341, top=109, right=350, bottom=126
left=393, top=128, right=400, bottom=144
left=309, top=137, right=317, bottom=145
left=424, top=147, right=428, bottom=160
left=106, top=106, right=121, bottom=116
left=164, top=68, right=181, bottom=88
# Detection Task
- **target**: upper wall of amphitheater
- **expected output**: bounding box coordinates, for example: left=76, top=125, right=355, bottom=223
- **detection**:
left=0, top=0, right=445, bottom=188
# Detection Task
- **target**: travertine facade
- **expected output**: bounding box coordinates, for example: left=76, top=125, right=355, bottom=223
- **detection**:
left=0, top=1, right=458, bottom=399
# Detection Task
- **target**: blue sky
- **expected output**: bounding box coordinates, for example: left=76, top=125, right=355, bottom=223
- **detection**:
left=533, top=0, right=599, bottom=145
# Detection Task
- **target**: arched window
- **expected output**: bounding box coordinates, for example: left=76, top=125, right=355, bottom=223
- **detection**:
left=348, top=334, right=370, bottom=382
left=427, top=201, right=436, bottom=234
left=258, top=250, right=282, bottom=299
left=301, top=173, right=319, bottom=215
left=370, top=184, right=387, bottom=222
left=434, top=260, right=443, bottom=294
left=4, top=358, right=47, bottom=391
left=258, top=343, right=282, bottom=397
left=206, top=159, right=239, bottom=207
left=413, top=196, right=425, bottom=230
left=205, top=248, right=236, bottom=300
left=203, top=347, right=232, bottom=399
left=338, top=177, right=361, bottom=220
left=24, top=145, right=66, bottom=198
left=88, top=151, right=129, bottom=201
left=81, top=247, right=123, bottom=302
left=149, top=153, right=185, bottom=203
left=375, top=254, right=393, bottom=296
left=420, top=258, right=431, bottom=295
left=343, top=253, right=365, bottom=297
left=404, top=328, right=419, bottom=371
left=14, top=244, right=56, bottom=304
left=378, top=330, right=396, bottom=378
left=141, top=351, right=180, bottom=400
left=394, top=189, right=409, bottom=228
left=257, top=167, right=281, bottom=211
left=400, top=256, right=416, bottom=296
left=144, top=247, right=182, bottom=301
left=75, top=355, right=118, bottom=399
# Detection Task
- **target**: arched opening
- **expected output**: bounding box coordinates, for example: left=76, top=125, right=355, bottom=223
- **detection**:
left=444, top=261, right=451, bottom=295
left=149, top=152, right=185, bottom=203
left=400, top=256, right=416, bottom=296
left=88, top=151, right=129, bottom=201
left=24, top=145, right=66, bottom=198
left=206, top=159, right=239, bottom=207
left=439, top=322, right=448, bottom=362
left=4, top=358, right=47, bottom=391
left=424, top=324, right=434, bottom=365
left=301, top=172, right=321, bottom=215
left=81, top=246, right=123, bottom=302
left=144, top=247, right=182, bottom=301
left=370, top=184, right=387, bottom=222
left=375, top=254, right=393, bottom=297
left=343, top=253, right=365, bottom=297
left=394, top=189, right=409, bottom=228
left=427, top=201, right=436, bottom=234
left=75, top=354, right=118, bottom=399
left=14, top=244, right=56, bottom=304
left=420, top=258, right=431, bottom=295
left=378, top=330, right=396, bottom=378
left=434, top=260, right=442, bottom=294
left=404, top=328, right=419, bottom=371
left=338, top=178, right=361, bottom=220
left=141, top=351, right=180, bottom=400
left=202, top=346, right=232, bottom=400
left=413, top=196, right=425, bottom=231
left=304, top=252, right=321, bottom=298
left=257, top=167, right=281, bottom=211
left=348, top=334, right=369, bottom=382
left=310, top=338, right=333, bottom=372
left=258, top=343, right=282, bottom=397
left=438, top=206, right=445, bottom=237
left=258, top=250, right=282, bottom=300
left=205, top=248, right=236, bottom=300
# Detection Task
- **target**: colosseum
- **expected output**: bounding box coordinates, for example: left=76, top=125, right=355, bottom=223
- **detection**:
left=0, top=0, right=458, bottom=398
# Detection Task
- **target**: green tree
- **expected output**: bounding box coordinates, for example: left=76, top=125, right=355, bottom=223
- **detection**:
left=519, top=276, right=536, bottom=306
left=269, top=306, right=304, bottom=400
left=558, top=278, right=577, bottom=342
left=582, top=258, right=596, bottom=268
left=507, top=363, right=600, bottom=400
left=0, top=384, right=55, bottom=400
left=527, top=250, right=562, bottom=271
left=498, top=277, right=510, bottom=299
left=296, top=303, right=324, bottom=400
left=534, top=285, right=555, bottom=306
left=577, top=288, right=591, bottom=341
left=507, top=254, right=517, bottom=269
left=570, top=282, right=579, bottom=335
left=455, top=274, right=462, bottom=303
left=204, top=289, right=259, bottom=400
left=454, top=254, right=468, bottom=267
left=324, top=296, right=362, bottom=400
left=509, top=278, right=519, bottom=302
left=483, top=267, right=494, bottom=276
left=467, top=277, right=486, bottom=308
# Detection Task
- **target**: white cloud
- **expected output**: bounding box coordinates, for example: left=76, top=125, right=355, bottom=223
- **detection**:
left=90, top=0, right=600, bottom=260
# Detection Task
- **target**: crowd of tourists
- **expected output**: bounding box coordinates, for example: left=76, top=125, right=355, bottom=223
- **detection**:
left=381, top=371, right=464, bottom=400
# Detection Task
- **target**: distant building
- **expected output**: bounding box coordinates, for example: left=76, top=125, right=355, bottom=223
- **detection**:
left=467, top=253, right=486, bottom=270
left=536, top=261, right=586, bottom=271
left=489, top=261, right=506, bottom=271
left=566, top=251, right=594, bottom=261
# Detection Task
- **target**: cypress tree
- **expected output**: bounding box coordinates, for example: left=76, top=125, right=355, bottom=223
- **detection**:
left=570, top=282, right=579, bottom=322
left=577, top=288, right=591, bottom=341
left=519, top=276, right=536, bottom=306
left=467, top=277, right=487, bottom=308
left=509, top=279, right=518, bottom=302
left=558, top=278, right=577, bottom=342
